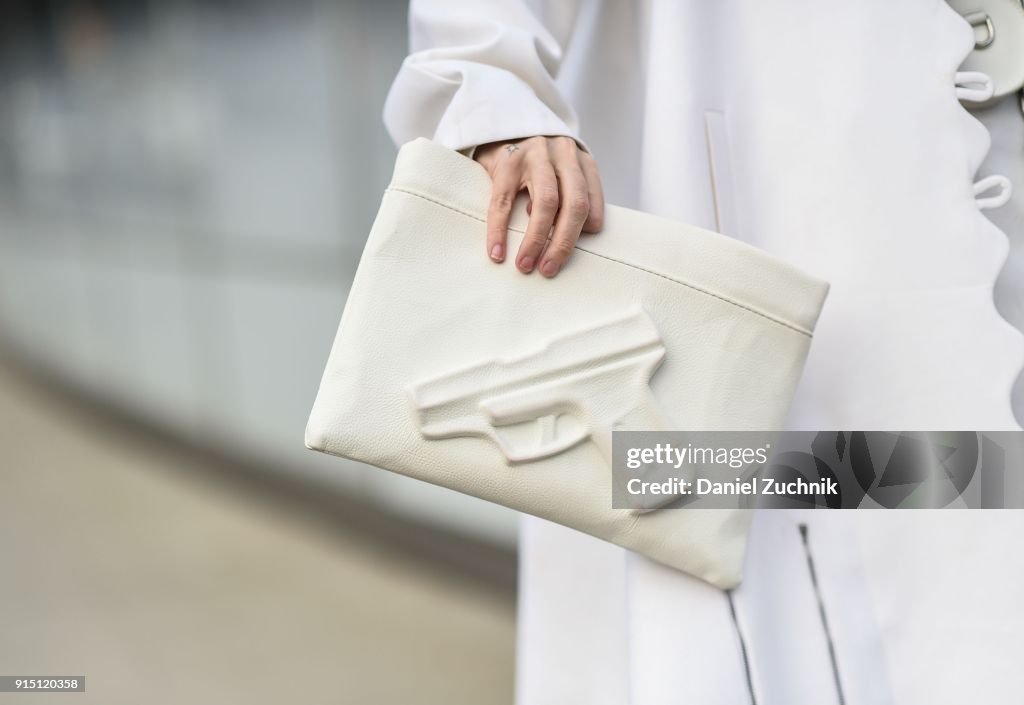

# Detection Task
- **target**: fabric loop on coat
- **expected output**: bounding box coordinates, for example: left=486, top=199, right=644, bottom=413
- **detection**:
left=955, top=70, right=995, bottom=103
left=973, top=173, right=1012, bottom=209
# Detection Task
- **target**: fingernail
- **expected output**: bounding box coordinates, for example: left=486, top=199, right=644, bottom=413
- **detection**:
left=490, top=244, right=504, bottom=261
left=540, top=260, right=560, bottom=277
left=518, top=256, right=535, bottom=273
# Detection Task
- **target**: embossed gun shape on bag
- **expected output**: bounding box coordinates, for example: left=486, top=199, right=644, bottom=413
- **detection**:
left=408, top=307, right=673, bottom=469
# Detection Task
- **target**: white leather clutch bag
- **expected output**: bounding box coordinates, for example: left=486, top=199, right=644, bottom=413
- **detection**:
left=306, top=138, right=829, bottom=589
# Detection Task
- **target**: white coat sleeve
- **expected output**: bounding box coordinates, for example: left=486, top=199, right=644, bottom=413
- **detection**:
left=382, top=0, right=584, bottom=154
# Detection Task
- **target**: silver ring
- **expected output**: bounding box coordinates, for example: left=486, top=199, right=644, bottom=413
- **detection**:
left=504, top=143, right=520, bottom=155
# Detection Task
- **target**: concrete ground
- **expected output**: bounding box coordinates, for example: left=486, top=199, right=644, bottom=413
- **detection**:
left=0, top=361, right=515, bottom=705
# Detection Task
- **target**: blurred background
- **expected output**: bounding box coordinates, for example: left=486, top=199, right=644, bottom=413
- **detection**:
left=0, top=1, right=519, bottom=703
left=1, top=1, right=1023, bottom=703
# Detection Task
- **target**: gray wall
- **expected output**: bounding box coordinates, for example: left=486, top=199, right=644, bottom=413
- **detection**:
left=0, top=0, right=518, bottom=546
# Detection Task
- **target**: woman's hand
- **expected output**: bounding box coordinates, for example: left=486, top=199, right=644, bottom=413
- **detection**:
left=474, top=136, right=604, bottom=278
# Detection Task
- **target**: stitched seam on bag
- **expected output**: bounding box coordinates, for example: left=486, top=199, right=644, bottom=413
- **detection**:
left=388, top=187, right=813, bottom=337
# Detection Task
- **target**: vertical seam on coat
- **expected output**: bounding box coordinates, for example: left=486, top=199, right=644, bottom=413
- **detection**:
left=726, top=590, right=758, bottom=705
left=799, top=523, right=847, bottom=705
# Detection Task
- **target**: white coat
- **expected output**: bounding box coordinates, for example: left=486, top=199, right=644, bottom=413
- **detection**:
left=383, top=1, right=1024, bottom=703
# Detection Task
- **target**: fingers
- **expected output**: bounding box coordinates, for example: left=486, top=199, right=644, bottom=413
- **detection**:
left=539, top=140, right=590, bottom=278
left=475, top=136, right=604, bottom=277
left=578, top=151, right=605, bottom=233
left=516, top=152, right=559, bottom=274
left=486, top=155, right=521, bottom=263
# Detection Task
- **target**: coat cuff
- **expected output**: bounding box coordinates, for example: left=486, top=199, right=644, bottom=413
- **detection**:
left=385, top=62, right=588, bottom=160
